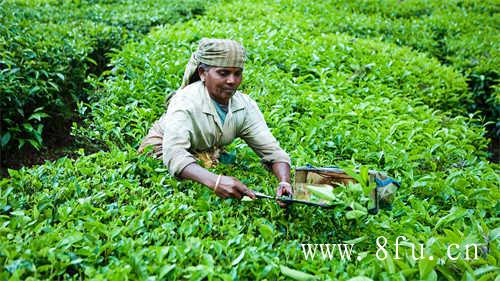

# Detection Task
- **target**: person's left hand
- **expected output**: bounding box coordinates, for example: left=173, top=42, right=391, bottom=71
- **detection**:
left=276, top=182, right=293, bottom=208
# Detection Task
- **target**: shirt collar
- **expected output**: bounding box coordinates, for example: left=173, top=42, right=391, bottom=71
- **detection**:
left=200, top=82, right=245, bottom=115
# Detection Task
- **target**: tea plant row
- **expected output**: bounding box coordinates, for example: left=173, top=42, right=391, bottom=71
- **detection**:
left=1, top=0, right=499, bottom=280
left=0, top=0, right=205, bottom=153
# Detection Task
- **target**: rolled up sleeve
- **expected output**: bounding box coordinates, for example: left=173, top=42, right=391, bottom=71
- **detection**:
left=162, top=110, right=197, bottom=176
left=240, top=100, right=291, bottom=166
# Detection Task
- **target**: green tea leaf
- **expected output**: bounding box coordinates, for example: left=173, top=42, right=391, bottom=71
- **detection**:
left=419, top=258, right=437, bottom=280
left=231, top=250, right=245, bottom=266
left=241, top=196, right=254, bottom=202
left=433, top=207, right=469, bottom=230
left=28, top=112, right=49, bottom=121
left=489, top=227, right=500, bottom=241
left=258, top=223, right=274, bottom=241
left=159, top=264, right=175, bottom=279
left=1, top=132, right=11, bottom=147
left=346, top=210, right=367, bottom=220
left=347, top=277, right=374, bottom=281
left=474, top=266, right=498, bottom=277
left=280, top=265, right=316, bottom=281
left=305, top=184, right=335, bottom=201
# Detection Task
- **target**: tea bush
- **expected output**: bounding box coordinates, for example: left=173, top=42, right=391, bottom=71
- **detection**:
left=2, top=0, right=499, bottom=280
left=2, top=153, right=497, bottom=279
left=0, top=0, right=205, bottom=152
left=74, top=19, right=472, bottom=156
left=291, top=0, right=500, bottom=136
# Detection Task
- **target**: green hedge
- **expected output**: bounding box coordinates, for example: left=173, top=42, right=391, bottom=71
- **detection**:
left=2, top=0, right=499, bottom=279
left=2, top=149, right=498, bottom=279
left=0, top=0, right=205, bottom=152
left=292, top=0, right=500, bottom=136
left=74, top=21, right=473, bottom=161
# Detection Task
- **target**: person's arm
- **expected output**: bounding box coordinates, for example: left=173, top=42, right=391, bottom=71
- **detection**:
left=180, top=163, right=256, bottom=199
left=239, top=99, right=292, bottom=206
left=272, top=162, right=292, bottom=208
left=162, top=109, right=256, bottom=200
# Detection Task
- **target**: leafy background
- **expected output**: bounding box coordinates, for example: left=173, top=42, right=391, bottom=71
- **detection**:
left=1, top=0, right=499, bottom=280
left=1, top=0, right=205, bottom=157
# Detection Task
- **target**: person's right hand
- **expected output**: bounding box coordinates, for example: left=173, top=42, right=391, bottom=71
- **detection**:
left=213, top=175, right=257, bottom=200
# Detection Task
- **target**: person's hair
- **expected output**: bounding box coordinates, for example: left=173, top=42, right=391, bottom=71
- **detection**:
left=190, top=63, right=212, bottom=84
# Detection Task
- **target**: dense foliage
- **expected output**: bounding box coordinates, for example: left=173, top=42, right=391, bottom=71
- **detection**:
left=0, top=0, right=205, bottom=151
left=1, top=0, right=499, bottom=280
left=298, top=0, right=499, bottom=137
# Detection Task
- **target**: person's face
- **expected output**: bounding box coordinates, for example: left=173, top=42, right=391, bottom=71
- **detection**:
left=199, top=66, right=243, bottom=105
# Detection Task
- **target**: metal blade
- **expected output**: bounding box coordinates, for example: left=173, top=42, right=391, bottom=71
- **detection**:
left=253, top=191, right=333, bottom=208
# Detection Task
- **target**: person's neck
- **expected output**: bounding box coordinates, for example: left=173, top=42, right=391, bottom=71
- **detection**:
left=210, top=95, right=229, bottom=106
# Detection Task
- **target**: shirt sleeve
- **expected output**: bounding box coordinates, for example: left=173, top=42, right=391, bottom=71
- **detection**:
left=239, top=99, right=291, bottom=166
left=162, top=109, right=197, bottom=176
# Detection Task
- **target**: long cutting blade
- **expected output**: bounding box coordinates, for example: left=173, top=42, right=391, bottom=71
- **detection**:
left=253, top=192, right=333, bottom=208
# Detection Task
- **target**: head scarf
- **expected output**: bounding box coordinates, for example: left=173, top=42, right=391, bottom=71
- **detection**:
left=180, top=38, right=246, bottom=89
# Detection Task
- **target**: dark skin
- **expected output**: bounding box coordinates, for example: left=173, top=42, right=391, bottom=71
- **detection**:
left=180, top=162, right=292, bottom=207
left=199, top=66, right=242, bottom=105
left=179, top=66, right=293, bottom=207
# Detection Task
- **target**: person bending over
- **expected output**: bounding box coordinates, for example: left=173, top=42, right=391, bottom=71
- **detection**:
left=139, top=38, right=292, bottom=207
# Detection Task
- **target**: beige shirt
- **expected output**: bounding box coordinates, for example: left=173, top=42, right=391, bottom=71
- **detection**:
left=139, top=81, right=290, bottom=176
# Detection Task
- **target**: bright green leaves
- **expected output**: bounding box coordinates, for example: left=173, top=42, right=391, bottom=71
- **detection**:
left=347, top=277, right=373, bottom=281
left=1, top=0, right=499, bottom=280
left=418, top=258, right=438, bottom=281
left=305, top=184, right=336, bottom=201
left=346, top=210, right=367, bottom=220
left=257, top=220, right=275, bottom=241
left=231, top=250, right=246, bottom=266
left=57, top=232, right=84, bottom=250
left=433, top=207, right=473, bottom=231
left=280, top=265, right=317, bottom=281
left=0, top=0, right=207, bottom=153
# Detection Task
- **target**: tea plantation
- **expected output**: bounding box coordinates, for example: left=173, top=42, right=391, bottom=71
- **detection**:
left=1, top=0, right=499, bottom=280
left=1, top=0, right=205, bottom=153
